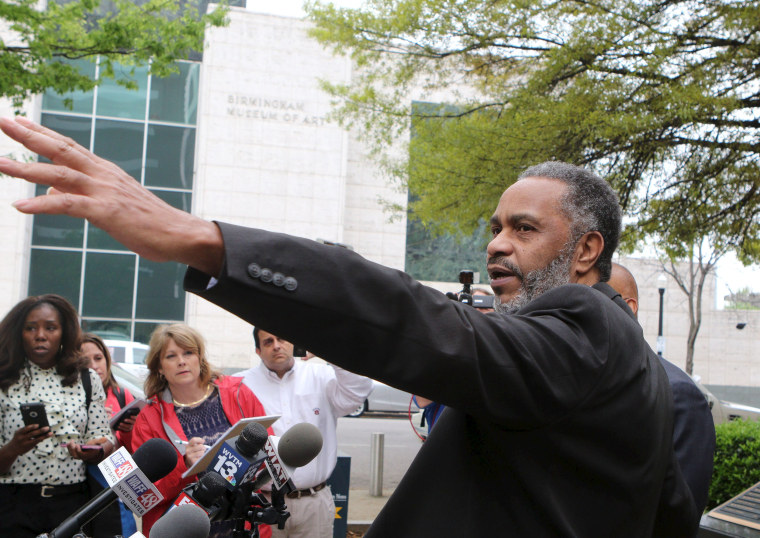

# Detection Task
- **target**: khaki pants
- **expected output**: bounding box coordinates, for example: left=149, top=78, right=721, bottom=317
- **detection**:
left=270, top=485, right=335, bottom=538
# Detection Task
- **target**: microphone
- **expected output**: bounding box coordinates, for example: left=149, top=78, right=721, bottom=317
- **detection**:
left=44, top=438, right=177, bottom=538
left=171, top=470, right=229, bottom=518
left=251, top=422, right=323, bottom=493
left=151, top=502, right=211, bottom=538
left=207, top=422, right=269, bottom=489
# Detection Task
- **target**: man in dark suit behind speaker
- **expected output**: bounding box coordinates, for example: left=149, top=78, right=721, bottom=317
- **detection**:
left=608, top=262, right=716, bottom=514
left=0, top=117, right=698, bottom=537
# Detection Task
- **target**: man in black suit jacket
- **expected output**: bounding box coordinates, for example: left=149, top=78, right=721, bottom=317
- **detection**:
left=0, top=118, right=698, bottom=536
left=608, top=262, right=715, bottom=513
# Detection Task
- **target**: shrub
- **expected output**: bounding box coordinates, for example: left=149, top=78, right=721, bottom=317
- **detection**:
left=707, top=419, right=760, bottom=510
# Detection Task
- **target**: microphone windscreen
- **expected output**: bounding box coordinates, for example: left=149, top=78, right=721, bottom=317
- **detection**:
left=278, top=422, right=323, bottom=468
left=235, top=422, right=268, bottom=457
left=132, top=438, right=178, bottom=482
left=150, top=503, right=210, bottom=538
left=194, top=471, right=228, bottom=506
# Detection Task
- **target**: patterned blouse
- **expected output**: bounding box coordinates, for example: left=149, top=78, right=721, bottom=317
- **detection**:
left=0, top=362, right=113, bottom=485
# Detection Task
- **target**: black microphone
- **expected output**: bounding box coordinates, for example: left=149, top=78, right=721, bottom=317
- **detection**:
left=171, top=470, right=229, bottom=518
left=151, top=502, right=211, bottom=538
left=44, top=438, right=178, bottom=538
left=236, top=422, right=269, bottom=462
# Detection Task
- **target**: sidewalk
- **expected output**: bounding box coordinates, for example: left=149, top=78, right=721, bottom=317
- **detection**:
left=346, top=487, right=393, bottom=533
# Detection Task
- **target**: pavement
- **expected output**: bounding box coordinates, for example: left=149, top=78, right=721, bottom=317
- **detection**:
left=346, top=487, right=394, bottom=532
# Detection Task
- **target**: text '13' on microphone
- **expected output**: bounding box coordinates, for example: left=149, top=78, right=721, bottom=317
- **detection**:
left=209, top=422, right=269, bottom=489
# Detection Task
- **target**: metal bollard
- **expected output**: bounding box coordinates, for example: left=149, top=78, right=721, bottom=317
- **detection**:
left=369, top=432, right=385, bottom=497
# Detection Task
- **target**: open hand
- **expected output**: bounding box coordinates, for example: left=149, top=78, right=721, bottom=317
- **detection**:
left=0, top=117, right=224, bottom=276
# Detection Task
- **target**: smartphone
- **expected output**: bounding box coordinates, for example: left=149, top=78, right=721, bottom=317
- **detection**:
left=111, top=406, right=140, bottom=430
left=20, top=402, right=49, bottom=428
left=59, top=443, right=102, bottom=450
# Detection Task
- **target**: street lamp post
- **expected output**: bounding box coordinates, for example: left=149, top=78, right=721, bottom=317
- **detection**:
left=657, top=274, right=667, bottom=357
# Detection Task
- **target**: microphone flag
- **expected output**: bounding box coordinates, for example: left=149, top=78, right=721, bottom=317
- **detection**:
left=98, top=446, right=164, bottom=516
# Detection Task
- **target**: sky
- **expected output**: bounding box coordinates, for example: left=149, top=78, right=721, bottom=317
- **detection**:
left=245, top=1, right=760, bottom=300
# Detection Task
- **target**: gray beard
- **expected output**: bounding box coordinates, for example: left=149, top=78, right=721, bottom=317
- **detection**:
left=493, top=241, right=576, bottom=315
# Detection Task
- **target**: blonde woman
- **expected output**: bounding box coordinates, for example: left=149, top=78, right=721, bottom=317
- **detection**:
left=130, top=323, right=270, bottom=536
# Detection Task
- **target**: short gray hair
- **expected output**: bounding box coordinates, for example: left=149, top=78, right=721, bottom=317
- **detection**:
left=518, top=161, right=621, bottom=282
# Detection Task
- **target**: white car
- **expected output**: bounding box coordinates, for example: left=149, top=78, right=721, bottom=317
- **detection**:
left=693, top=375, right=760, bottom=425
left=348, top=380, right=415, bottom=417
left=111, top=362, right=146, bottom=399
left=104, top=339, right=150, bottom=380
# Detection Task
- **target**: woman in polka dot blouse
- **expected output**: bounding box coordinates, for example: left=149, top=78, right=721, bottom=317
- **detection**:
left=0, top=294, right=114, bottom=536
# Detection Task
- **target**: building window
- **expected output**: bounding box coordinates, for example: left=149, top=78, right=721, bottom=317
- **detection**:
left=31, top=58, right=199, bottom=343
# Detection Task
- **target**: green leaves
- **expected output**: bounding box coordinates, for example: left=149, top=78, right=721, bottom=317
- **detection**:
left=306, top=0, right=760, bottom=267
left=709, top=419, right=760, bottom=510
left=0, top=0, right=228, bottom=108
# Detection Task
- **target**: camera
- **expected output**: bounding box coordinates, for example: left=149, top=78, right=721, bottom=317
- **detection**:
left=446, top=270, right=494, bottom=310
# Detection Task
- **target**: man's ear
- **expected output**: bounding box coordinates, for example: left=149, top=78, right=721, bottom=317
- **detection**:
left=572, top=231, right=604, bottom=281
left=624, top=297, right=639, bottom=317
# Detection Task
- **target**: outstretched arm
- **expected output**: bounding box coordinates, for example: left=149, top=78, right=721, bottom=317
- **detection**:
left=0, top=116, right=224, bottom=276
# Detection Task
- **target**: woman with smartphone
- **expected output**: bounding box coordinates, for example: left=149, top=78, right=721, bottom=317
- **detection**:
left=0, top=294, right=113, bottom=537
left=79, top=332, right=138, bottom=537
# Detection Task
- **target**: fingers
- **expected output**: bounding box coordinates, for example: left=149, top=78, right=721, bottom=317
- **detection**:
left=183, top=437, right=207, bottom=466
left=0, top=117, right=96, bottom=173
left=0, top=155, right=92, bottom=209
left=11, top=189, right=93, bottom=218
left=0, top=118, right=129, bottom=199
left=119, top=417, right=136, bottom=432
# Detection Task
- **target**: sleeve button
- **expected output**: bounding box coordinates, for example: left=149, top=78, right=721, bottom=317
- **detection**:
left=247, top=263, right=261, bottom=279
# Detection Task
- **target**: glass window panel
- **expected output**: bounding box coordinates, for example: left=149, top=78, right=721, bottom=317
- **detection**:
left=149, top=62, right=199, bottom=125
left=96, top=63, right=148, bottom=120
left=144, top=124, right=195, bottom=189
left=152, top=189, right=192, bottom=213
left=92, top=119, right=144, bottom=182
left=110, top=345, right=126, bottom=364
left=81, top=320, right=132, bottom=341
left=135, top=259, right=186, bottom=320
left=82, top=252, right=136, bottom=318
left=134, top=322, right=162, bottom=346
left=42, top=59, right=96, bottom=114
left=28, top=249, right=82, bottom=307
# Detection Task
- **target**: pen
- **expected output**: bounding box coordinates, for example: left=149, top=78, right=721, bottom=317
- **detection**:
left=173, top=439, right=211, bottom=450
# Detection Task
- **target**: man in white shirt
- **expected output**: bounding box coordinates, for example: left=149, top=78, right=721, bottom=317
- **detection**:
left=237, top=327, right=373, bottom=538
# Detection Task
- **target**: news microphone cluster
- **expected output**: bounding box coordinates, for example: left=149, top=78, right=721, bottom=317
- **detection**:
left=185, top=422, right=323, bottom=537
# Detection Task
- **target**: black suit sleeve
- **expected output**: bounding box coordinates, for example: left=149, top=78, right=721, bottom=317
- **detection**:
left=185, top=222, right=637, bottom=429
